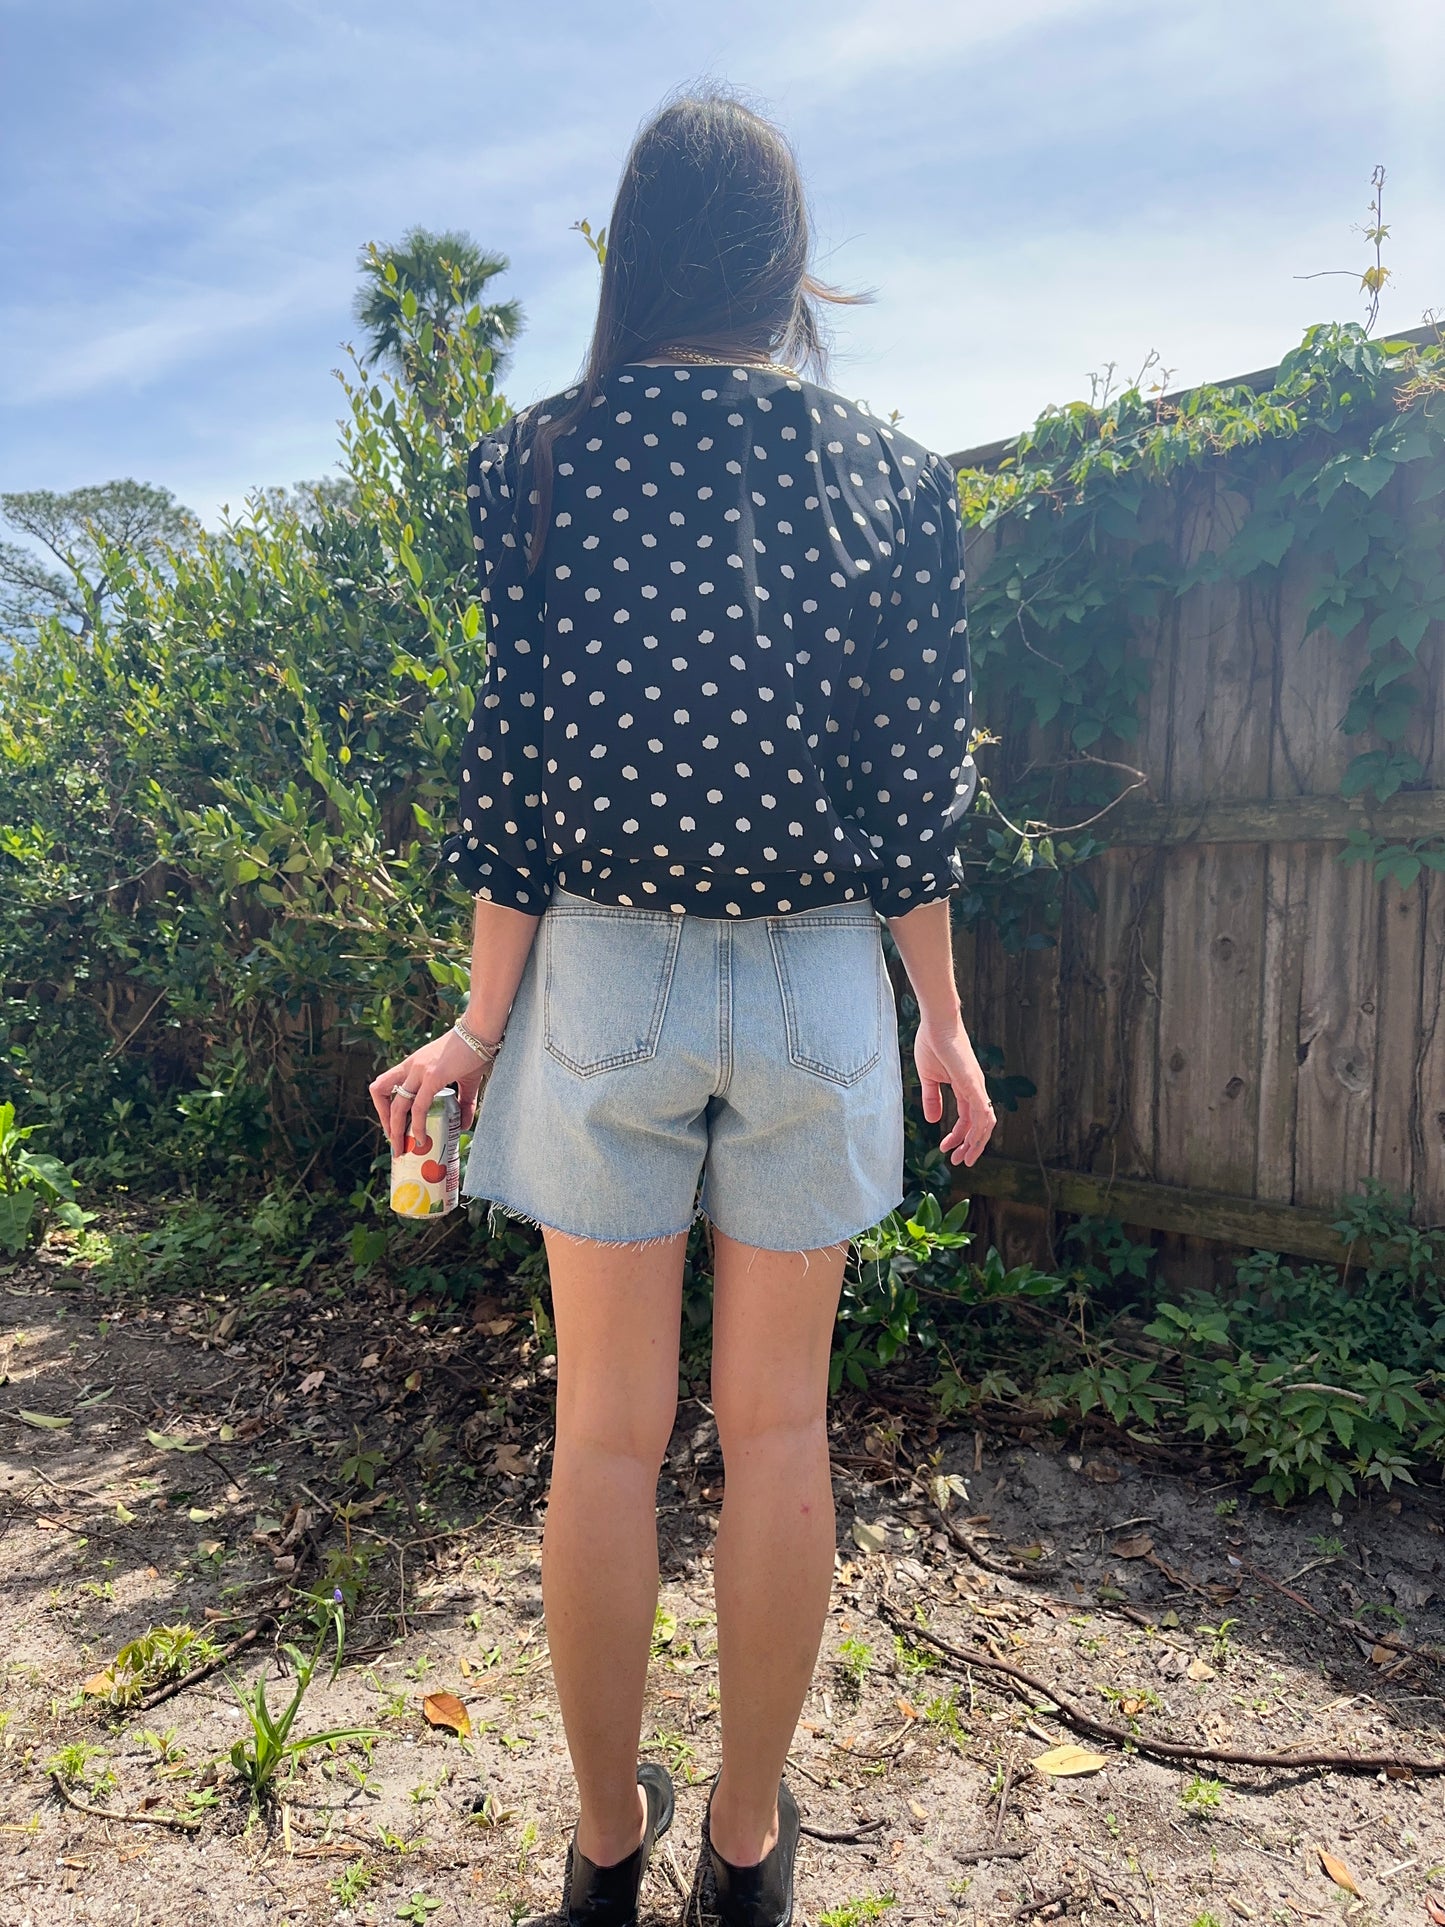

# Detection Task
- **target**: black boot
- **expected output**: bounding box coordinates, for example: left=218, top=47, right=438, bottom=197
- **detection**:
left=562, top=1762, right=675, bottom=1927
left=704, top=1775, right=800, bottom=1927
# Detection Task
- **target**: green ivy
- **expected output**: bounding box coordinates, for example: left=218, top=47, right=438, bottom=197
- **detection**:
left=955, top=322, right=1445, bottom=946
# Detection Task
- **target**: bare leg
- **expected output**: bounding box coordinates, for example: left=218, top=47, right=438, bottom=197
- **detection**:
left=541, top=1228, right=686, bottom=1866
left=707, top=1231, right=848, bottom=1865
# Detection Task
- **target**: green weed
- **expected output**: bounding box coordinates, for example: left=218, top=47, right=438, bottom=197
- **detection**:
left=819, top=1896, right=896, bottom=1927
left=1180, top=1776, right=1223, bottom=1817
left=86, top=1624, right=224, bottom=1708
left=226, top=1595, right=377, bottom=1803
left=330, top=1863, right=373, bottom=1906
left=396, top=1894, right=442, bottom=1924
left=836, top=1637, right=873, bottom=1692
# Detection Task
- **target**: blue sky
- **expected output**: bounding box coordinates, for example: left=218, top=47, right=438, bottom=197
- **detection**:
left=2, top=0, right=1442, bottom=523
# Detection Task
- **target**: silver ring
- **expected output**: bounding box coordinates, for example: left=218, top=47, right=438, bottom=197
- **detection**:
left=391, top=1085, right=418, bottom=1099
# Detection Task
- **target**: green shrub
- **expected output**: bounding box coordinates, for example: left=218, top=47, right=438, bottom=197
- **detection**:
left=0, top=1100, right=91, bottom=1251
left=0, top=261, right=506, bottom=1191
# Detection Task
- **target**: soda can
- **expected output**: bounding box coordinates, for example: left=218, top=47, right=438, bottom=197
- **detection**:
left=390, top=1087, right=461, bottom=1219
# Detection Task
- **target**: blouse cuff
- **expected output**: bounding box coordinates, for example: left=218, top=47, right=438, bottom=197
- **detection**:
left=439, top=834, right=550, bottom=914
left=870, top=860, right=963, bottom=920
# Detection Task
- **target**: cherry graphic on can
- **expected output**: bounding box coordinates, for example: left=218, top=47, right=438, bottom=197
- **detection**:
left=390, top=1087, right=461, bottom=1218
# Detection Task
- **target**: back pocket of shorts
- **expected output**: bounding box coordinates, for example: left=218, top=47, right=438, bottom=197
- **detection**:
left=768, top=916, right=884, bottom=1086
left=543, top=907, right=683, bottom=1076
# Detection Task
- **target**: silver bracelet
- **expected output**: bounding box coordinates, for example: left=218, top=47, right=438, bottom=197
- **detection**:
left=453, top=1014, right=504, bottom=1065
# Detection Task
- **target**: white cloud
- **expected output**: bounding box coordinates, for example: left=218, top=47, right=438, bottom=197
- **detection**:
left=1, top=262, right=343, bottom=406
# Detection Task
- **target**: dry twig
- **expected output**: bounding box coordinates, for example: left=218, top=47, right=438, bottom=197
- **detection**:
left=880, top=1605, right=1445, bottom=1777
left=50, top=1770, right=201, bottom=1833
left=1227, top=1552, right=1444, bottom=1670
left=798, top=1817, right=886, bottom=1845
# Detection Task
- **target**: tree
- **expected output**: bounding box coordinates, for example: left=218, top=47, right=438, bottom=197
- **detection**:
left=0, top=480, right=197, bottom=637
left=353, top=227, right=523, bottom=386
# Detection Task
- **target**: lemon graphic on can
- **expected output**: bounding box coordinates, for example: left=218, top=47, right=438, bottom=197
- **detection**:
left=390, top=1178, right=431, bottom=1218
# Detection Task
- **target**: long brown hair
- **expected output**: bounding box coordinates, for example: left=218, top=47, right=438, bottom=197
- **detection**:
left=520, top=87, right=864, bottom=573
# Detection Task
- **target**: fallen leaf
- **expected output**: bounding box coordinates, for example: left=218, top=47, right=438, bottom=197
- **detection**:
left=187, top=1506, right=215, bottom=1523
left=218, top=1423, right=236, bottom=1442
left=478, top=1316, right=516, bottom=1337
left=491, top=1443, right=530, bottom=1478
left=1188, top=1657, right=1217, bottom=1682
left=1113, top=1533, right=1154, bottom=1559
left=1008, top=1543, right=1046, bottom=1561
left=146, top=1429, right=203, bottom=1453
left=15, top=1409, right=71, bottom=1430
left=1081, top=1459, right=1120, bottom=1485
left=1033, top=1744, right=1107, bottom=1777
left=215, top=1308, right=241, bottom=1342
left=458, top=1654, right=473, bottom=1678
left=423, top=1691, right=472, bottom=1739
left=1368, top=1643, right=1395, bottom=1666
left=851, top=1518, right=889, bottom=1555
left=114, top=1501, right=136, bottom=1525
left=907, top=1799, right=929, bottom=1821
left=297, top=1369, right=325, bottom=1396
left=1424, top=1892, right=1445, bottom=1924
left=359, top=1352, right=380, bottom=1370
left=403, top=1370, right=422, bottom=1394
left=198, top=1539, right=223, bottom=1557
left=1316, top=1849, right=1359, bottom=1896
left=81, top=1670, right=115, bottom=1698
left=897, top=1698, right=918, bottom=1721
left=1385, top=1569, right=1436, bottom=1612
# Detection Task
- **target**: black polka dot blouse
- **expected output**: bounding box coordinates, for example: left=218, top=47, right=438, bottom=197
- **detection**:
left=441, top=362, right=977, bottom=920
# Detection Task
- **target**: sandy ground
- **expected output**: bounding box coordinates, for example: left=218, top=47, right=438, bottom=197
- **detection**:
left=2, top=1244, right=1444, bottom=1927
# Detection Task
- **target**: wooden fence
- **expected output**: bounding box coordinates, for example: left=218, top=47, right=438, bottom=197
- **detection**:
left=945, top=360, right=1445, bottom=1292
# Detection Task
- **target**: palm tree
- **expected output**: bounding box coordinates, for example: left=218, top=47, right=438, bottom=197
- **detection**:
left=354, top=227, right=524, bottom=381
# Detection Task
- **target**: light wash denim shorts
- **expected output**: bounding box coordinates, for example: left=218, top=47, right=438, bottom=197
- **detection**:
left=463, top=888, right=904, bottom=1251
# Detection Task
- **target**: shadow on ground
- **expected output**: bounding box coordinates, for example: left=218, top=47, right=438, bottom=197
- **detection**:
left=3, top=1241, right=1444, bottom=1927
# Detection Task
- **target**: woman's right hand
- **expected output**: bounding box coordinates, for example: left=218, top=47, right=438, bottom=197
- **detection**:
left=913, top=1016, right=996, bottom=1167
left=368, top=1028, right=490, bottom=1159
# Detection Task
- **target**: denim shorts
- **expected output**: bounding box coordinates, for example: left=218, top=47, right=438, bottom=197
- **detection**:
left=463, top=888, right=905, bottom=1251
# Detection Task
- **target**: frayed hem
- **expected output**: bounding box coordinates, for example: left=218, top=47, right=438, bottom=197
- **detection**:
left=700, top=1196, right=903, bottom=1260
left=469, top=1192, right=696, bottom=1250
left=701, top=1220, right=854, bottom=1261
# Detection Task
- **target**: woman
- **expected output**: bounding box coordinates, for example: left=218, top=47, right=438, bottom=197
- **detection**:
left=371, top=89, right=995, bottom=1927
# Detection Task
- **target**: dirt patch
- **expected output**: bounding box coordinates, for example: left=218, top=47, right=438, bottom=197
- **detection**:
left=2, top=1247, right=1444, bottom=1927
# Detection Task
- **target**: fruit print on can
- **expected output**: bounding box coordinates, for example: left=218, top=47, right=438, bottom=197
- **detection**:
left=390, top=1087, right=461, bottom=1218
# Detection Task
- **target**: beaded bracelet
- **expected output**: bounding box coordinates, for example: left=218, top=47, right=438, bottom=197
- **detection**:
left=453, top=1013, right=504, bottom=1066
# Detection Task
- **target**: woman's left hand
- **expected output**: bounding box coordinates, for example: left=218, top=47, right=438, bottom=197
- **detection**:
left=369, top=1029, right=491, bottom=1159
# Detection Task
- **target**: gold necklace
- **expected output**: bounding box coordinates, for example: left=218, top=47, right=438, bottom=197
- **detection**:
left=652, top=343, right=800, bottom=378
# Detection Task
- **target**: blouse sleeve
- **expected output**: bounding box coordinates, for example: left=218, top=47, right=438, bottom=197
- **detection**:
left=850, top=452, right=977, bottom=917
left=439, top=425, right=552, bottom=913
